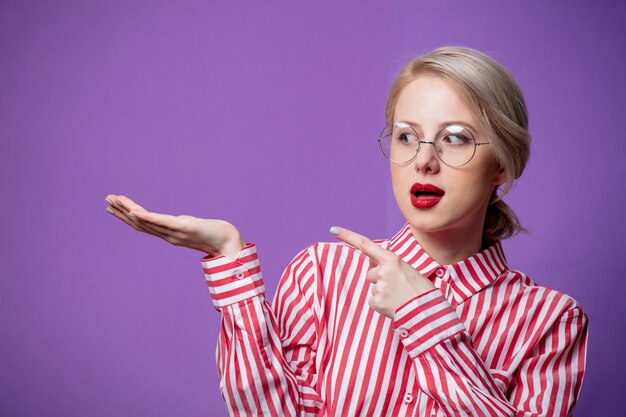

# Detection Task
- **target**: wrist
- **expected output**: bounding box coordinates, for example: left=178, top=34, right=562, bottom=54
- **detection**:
left=218, top=235, right=245, bottom=260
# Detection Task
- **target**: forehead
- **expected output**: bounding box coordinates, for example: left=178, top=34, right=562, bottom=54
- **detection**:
left=394, top=75, right=479, bottom=131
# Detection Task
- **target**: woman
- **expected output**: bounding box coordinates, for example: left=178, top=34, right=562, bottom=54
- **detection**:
left=105, top=46, right=588, bottom=416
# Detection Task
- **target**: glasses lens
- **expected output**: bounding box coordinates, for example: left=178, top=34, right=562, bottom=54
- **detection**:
left=378, top=122, right=419, bottom=163
left=435, top=125, right=477, bottom=166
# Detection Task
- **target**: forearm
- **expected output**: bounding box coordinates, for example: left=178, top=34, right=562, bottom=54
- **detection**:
left=394, top=289, right=588, bottom=417
left=217, top=296, right=304, bottom=415
left=203, top=243, right=325, bottom=416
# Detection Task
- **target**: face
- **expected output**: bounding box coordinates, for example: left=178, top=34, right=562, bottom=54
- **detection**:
left=390, top=75, right=505, bottom=240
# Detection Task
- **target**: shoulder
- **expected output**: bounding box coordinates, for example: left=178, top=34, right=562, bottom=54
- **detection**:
left=494, top=268, right=588, bottom=323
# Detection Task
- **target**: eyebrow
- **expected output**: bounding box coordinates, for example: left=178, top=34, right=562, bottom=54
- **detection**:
left=396, top=119, right=478, bottom=133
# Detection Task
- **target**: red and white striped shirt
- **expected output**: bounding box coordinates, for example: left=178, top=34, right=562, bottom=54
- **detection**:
left=201, top=221, right=588, bottom=416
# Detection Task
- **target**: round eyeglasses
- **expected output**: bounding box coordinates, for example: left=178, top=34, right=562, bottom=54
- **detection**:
left=378, top=121, right=492, bottom=167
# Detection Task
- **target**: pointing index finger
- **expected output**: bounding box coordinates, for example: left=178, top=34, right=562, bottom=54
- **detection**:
left=329, top=226, right=386, bottom=265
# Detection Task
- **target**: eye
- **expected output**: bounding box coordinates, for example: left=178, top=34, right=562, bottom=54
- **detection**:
left=440, top=125, right=474, bottom=146
left=393, top=121, right=419, bottom=146
left=442, top=133, right=471, bottom=146
left=397, top=131, right=418, bottom=145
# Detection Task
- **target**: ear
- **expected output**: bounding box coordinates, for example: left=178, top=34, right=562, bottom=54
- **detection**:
left=492, top=165, right=507, bottom=186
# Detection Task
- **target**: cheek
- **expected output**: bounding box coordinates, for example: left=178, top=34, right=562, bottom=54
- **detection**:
left=474, top=174, right=497, bottom=204
left=390, top=166, right=407, bottom=192
left=447, top=170, right=494, bottom=205
left=390, top=167, right=414, bottom=210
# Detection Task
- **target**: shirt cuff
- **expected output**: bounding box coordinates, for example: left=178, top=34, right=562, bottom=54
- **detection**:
left=200, top=242, right=264, bottom=310
left=393, top=288, right=465, bottom=358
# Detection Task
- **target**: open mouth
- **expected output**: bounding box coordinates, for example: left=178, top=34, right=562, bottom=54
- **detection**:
left=410, top=183, right=444, bottom=208
left=410, top=183, right=445, bottom=198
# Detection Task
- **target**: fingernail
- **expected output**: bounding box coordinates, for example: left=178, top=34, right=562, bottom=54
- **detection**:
left=106, top=207, right=115, bottom=215
left=105, top=198, right=112, bottom=205
left=115, top=200, right=123, bottom=207
left=128, top=211, right=135, bottom=218
left=329, top=226, right=340, bottom=236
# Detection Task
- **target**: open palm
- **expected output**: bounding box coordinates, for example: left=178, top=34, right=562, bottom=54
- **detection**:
left=104, top=194, right=245, bottom=259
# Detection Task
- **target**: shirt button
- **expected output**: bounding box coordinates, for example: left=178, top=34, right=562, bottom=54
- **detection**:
left=435, top=267, right=445, bottom=278
left=396, top=328, right=409, bottom=338
left=403, top=393, right=413, bottom=404
left=232, top=267, right=246, bottom=280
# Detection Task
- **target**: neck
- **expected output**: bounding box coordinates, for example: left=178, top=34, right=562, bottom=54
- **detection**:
left=409, top=221, right=485, bottom=266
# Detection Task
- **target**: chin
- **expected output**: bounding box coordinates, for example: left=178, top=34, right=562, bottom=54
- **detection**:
left=402, top=208, right=450, bottom=234
left=401, top=199, right=471, bottom=235
left=407, top=218, right=450, bottom=235
left=407, top=203, right=489, bottom=240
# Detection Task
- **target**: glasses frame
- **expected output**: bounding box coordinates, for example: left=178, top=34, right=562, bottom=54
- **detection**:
left=377, top=122, right=492, bottom=167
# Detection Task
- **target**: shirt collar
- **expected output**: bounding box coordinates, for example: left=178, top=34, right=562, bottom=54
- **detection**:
left=385, top=221, right=508, bottom=306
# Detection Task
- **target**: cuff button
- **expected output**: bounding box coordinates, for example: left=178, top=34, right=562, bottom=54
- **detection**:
left=395, top=328, right=409, bottom=338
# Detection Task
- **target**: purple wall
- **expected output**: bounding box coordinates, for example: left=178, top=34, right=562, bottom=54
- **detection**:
left=1, top=1, right=623, bottom=415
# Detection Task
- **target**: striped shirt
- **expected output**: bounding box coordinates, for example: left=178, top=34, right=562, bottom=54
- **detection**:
left=201, top=221, right=588, bottom=416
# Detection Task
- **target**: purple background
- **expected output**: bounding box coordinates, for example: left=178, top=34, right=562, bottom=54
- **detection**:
left=1, top=1, right=624, bottom=416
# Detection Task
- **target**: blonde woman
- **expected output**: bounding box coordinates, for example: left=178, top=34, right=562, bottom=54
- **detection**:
left=106, top=46, right=588, bottom=416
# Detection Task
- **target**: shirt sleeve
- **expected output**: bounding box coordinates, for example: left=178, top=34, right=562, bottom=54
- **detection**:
left=393, top=288, right=589, bottom=417
left=201, top=242, right=324, bottom=416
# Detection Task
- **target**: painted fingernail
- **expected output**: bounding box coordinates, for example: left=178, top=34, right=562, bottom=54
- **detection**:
left=105, top=198, right=112, bottom=205
left=115, top=200, right=123, bottom=207
left=106, top=207, right=115, bottom=215
left=329, top=226, right=340, bottom=236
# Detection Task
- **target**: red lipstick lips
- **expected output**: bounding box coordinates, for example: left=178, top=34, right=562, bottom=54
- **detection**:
left=410, top=183, right=445, bottom=209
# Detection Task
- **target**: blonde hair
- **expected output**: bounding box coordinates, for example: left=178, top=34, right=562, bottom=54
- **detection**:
left=385, top=46, right=530, bottom=246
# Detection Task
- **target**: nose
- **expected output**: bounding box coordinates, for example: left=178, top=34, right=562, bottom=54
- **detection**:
left=413, top=141, right=440, bottom=174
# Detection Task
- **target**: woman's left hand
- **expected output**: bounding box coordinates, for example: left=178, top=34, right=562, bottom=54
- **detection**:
left=330, top=226, right=436, bottom=318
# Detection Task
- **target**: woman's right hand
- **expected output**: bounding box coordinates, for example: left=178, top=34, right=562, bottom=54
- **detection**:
left=104, top=194, right=245, bottom=259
